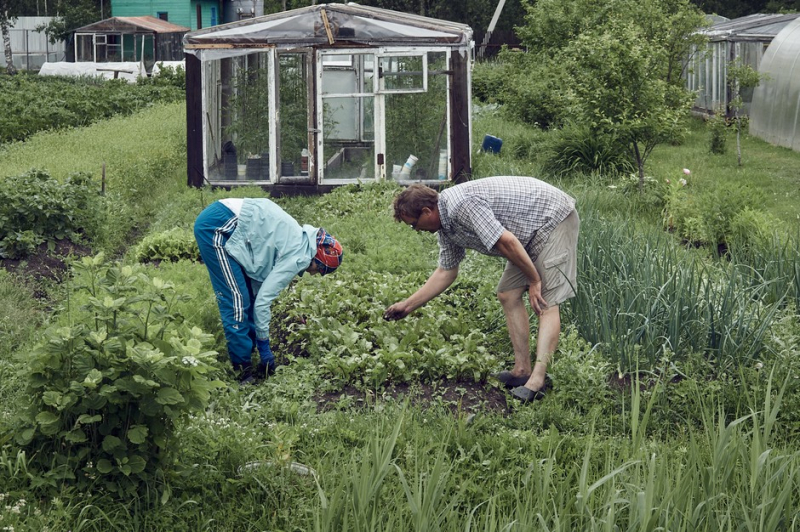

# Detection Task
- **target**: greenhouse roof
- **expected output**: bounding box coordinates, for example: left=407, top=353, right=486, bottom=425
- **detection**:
left=184, top=3, right=472, bottom=48
left=703, top=13, right=800, bottom=41
left=75, top=16, right=189, bottom=34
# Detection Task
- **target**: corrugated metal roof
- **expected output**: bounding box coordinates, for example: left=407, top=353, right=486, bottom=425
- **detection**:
left=75, top=16, right=189, bottom=34
left=704, top=13, right=800, bottom=40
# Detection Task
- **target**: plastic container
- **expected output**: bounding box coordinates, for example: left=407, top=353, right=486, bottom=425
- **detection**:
left=482, top=134, right=503, bottom=154
left=300, top=148, right=309, bottom=176
left=399, top=154, right=418, bottom=177
left=437, top=149, right=448, bottom=180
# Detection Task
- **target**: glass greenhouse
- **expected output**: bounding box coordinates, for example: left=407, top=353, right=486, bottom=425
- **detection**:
left=750, top=17, right=800, bottom=152
left=685, top=13, right=799, bottom=117
left=183, top=3, right=473, bottom=191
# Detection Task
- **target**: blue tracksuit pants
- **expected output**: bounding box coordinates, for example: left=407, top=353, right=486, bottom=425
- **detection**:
left=194, top=201, right=256, bottom=367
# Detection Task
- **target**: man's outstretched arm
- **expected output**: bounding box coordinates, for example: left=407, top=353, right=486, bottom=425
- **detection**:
left=384, top=266, right=459, bottom=320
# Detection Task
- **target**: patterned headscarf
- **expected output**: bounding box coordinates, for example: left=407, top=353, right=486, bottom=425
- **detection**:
left=314, top=228, right=343, bottom=275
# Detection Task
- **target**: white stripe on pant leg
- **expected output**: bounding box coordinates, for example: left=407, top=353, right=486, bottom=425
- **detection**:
left=213, top=223, right=244, bottom=323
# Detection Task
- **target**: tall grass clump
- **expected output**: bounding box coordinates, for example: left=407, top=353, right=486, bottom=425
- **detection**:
left=727, top=230, right=800, bottom=312
left=543, top=123, right=636, bottom=177
left=570, top=200, right=784, bottom=374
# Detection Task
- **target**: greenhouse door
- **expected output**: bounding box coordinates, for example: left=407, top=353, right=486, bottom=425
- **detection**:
left=381, top=49, right=449, bottom=183
left=277, top=51, right=313, bottom=182
left=318, top=51, right=378, bottom=184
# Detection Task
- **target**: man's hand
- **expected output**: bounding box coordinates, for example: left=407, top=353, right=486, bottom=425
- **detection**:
left=384, top=301, right=412, bottom=321
left=528, top=281, right=548, bottom=316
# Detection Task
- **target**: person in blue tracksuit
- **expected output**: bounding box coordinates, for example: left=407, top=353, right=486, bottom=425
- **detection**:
left=194, top=198, right=343, bottom=384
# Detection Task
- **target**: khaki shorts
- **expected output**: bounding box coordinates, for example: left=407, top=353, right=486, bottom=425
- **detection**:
left=496, top=209, right=580, bottom=307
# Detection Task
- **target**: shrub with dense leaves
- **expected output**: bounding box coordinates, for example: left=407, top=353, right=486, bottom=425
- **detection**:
left=0, top=169, right=104, bottom=259
left=134, top=227, right=200, bottom=264
left=0, top=74, right=184, bottom=144
left=8, top=254, right=224, bottom=496
left=663, top=178, right=767, bottom=250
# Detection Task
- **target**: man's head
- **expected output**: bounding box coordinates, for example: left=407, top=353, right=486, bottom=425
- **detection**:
left=392, top=184, right=441, bottom=233
left=311, top=228, right=343, bottom=275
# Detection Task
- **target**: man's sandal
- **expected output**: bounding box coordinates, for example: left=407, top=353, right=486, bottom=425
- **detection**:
left=494, top=370, right=531, bottom=389
left=510, top=385, right=547, bottom=403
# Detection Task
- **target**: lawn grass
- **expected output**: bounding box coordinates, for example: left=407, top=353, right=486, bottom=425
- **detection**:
left=648, top=119, right=800, bottom=228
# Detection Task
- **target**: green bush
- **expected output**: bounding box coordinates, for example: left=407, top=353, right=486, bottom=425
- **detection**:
left=664, top=178, right=767, bottom=249
left=134, top=227, right=200, bottom=263
left=472, top=58, right=513, bottom=104
left=708, top=111, right=728, bottom=155
left=0, top=169, right=104, bottom=258
left=543, top=124, right=635, bottom=177
left=137, top=63, right=186, bottom=91
left=8, top=254, right=224, bottom=496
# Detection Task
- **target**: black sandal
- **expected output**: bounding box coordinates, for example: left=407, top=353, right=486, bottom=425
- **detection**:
left=495, top=370, right=531, bottom=388
left=510, top=385, right=546, bottom=403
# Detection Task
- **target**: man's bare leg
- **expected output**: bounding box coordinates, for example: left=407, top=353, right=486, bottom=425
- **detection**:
left=497, top=286, right=532, bottom=377
left=524, top=304, right=560, bottom=391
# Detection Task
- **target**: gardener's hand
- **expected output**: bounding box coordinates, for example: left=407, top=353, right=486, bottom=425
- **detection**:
left=256, top=338, right=276, bottom=375
left=528, top=281, right=547, bottom=316
left=384, top=301, right=411, bottom=321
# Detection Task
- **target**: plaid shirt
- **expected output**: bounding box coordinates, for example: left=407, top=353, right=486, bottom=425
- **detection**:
left=437, top=176, right=575, bottom=269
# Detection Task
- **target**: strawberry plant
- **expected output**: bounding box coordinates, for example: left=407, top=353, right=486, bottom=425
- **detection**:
left=9, top=253, right=224, bottom=496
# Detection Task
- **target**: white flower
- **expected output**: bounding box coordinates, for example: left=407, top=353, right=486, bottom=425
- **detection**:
left=683, top=168, right=691, bottom=175
left=680, top=178, right=687, bottom=186
left=182, top=356, right=199, bottom=367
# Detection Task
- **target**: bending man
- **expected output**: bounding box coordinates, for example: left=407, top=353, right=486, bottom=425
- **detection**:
left=195, top=197, right=343, bottom=384
left=384, top=177, right=578, bottom=402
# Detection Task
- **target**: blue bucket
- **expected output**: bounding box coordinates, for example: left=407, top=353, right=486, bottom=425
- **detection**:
left=482, top=134, right=503, bottom=154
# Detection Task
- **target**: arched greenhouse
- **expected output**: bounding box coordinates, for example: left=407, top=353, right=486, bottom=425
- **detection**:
left=750, top=17, right=800, bottom=152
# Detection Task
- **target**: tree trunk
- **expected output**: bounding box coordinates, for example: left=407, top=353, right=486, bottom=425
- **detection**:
left=736, top=115, right=743, bottom=166
left=1, top=13, right=17, bottom=76
left=633, top=142, right=645, bottom=193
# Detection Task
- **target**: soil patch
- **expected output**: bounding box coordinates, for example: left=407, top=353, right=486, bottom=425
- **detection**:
left=315, top=378, right=509, bottom=416
left=0, top=239, right=92, bottom=295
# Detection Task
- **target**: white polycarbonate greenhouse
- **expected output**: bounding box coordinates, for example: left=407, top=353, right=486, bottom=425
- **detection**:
left=750, top=17, right=800, bottom=152
left=686, top=13, right=800, bottom=117
left=182, top=3, right=474, bottom=192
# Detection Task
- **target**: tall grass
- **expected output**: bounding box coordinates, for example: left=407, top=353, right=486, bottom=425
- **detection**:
left=568, top=199, right=785, bottom=373
left=299, top=376, right=800, bottom=531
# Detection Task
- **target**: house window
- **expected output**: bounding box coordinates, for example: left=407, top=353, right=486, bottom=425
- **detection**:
left=157, top=12, right=168, bottom=21
left=210, top=7, right=217, bottom=26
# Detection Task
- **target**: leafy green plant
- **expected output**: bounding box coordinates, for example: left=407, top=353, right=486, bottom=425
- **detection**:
left=0, top=169, right=104, bottom=259
left=8, top=253, right=224, bottom=496
left=272, top=271, right=507, bottom=389
left=133, top=227, right=200, bottom=264
left=664, top=177, right=767, bottom=249
left=707, top=109, right=728, bottom=154
left=136, top=63, right=186, bottom=91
